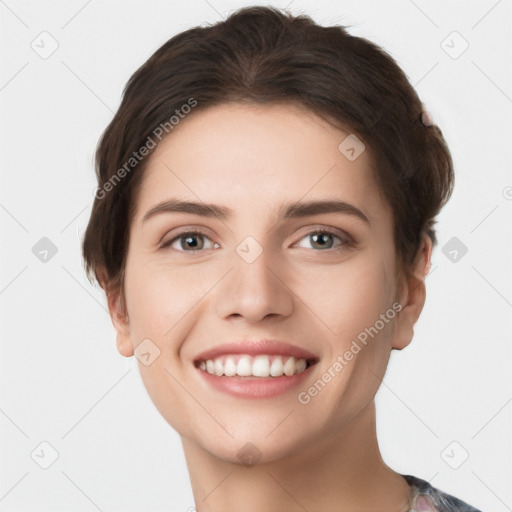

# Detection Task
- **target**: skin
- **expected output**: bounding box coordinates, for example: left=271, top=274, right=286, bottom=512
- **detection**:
left=105, top=102, right=432, bottom=512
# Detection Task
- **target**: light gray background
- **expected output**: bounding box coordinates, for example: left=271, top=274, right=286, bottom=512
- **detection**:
left=1, top=0, right=511, bottom=511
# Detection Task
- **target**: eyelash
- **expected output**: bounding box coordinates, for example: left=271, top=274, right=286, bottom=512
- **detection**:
left=159, top=227, right=354, bottom=254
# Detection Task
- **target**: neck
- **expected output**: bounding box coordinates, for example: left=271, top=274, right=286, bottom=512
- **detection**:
left=181, top=400, right=411, bottom=512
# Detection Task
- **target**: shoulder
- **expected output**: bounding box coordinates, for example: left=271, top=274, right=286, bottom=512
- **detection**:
left=402, top=474, right=483, bottom=512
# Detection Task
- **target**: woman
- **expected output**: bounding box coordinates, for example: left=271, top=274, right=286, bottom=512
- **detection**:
left=82, top=6, right=482, bottom=511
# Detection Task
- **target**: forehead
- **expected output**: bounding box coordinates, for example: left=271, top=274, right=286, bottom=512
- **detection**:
left=133, top=102, right=387, bottom=225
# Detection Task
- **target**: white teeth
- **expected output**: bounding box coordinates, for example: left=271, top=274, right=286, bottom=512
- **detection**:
left=224, top=356, right=237, bottom=376
left=269, top=357, right=284, bottom=377
left=214, top=359, right=224, bottom=376
left=295, top=358, right=307, bottom=374
left=283, top=356, right=296, bottom=376
left=252, top=355, right=270, bottom=377
left=236, top=355, right=252, bottom=376
left=198, top=354, right=310, bottom=378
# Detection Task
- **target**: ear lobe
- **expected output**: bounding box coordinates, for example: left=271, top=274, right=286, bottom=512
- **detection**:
left=115, top=331, right=134, bottom=358
left=392, top=233, right=432, bottom=351
left=106, top=288, right=134, bottom=358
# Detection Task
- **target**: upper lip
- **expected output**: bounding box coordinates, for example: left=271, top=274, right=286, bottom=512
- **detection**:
left=193, top=340, right=320, bottom=363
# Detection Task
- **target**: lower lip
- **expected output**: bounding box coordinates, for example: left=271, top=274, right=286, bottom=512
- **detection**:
left=195, top=364, right=316, bottom=399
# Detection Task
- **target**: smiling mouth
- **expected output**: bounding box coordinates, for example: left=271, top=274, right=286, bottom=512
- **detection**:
left=194, top=354, right=318, bottom=378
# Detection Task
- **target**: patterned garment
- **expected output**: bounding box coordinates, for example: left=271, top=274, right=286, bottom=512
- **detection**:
left=403, top=474, right=483, bottom=512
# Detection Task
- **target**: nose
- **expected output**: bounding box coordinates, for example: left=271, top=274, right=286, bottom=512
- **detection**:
left=215, top=242, right=294, bottom=324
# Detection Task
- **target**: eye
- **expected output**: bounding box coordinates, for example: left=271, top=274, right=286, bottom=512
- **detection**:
left=160, top=231, right=218, bottom=252
left=293, top=228, right=353, bottom=251
left=159, top=227, right=353, bottom=253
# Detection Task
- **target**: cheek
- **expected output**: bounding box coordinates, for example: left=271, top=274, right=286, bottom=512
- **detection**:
left=293, top=253, right=394, bottom=341
left=122, top=260, right=201, bottom=433
left=123, top=257, right=218, bottom=344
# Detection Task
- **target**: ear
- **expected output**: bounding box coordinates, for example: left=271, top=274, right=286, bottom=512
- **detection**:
left=392, top=233, right=433, bottom=351
left=105, top=285, right=134, bottom=358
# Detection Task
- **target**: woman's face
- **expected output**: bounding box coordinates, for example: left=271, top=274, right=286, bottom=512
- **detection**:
left=110, top=102, right=425, bottom=463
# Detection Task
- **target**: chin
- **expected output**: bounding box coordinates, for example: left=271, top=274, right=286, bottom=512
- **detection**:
left=188, top=413, right=322, bottom=466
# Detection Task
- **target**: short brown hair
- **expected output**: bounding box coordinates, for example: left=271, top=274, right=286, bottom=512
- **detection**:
left=82, top=5, right=454, bottom=301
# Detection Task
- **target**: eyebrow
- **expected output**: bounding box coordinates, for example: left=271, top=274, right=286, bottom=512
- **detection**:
left=141, top=198, right=370, bottom=225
